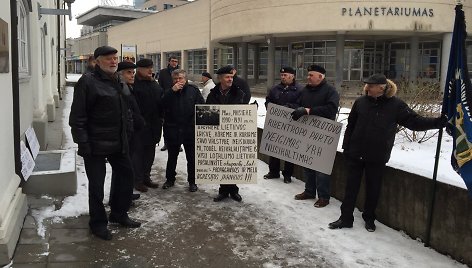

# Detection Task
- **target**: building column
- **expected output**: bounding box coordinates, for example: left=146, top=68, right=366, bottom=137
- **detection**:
left=232, top=44, right=239, bottom=68
left=207, top=43, right=214, bottom=74
left=241, top=42, right=249, bottom=80
left=267, top=36, right=275, bottom=91
left=181, top=50, right=187, bottom=70
left=254, top=44, right=260, bottom=83
left=409, top=36, right=419, bottom=81
left=440, top=32, right=453, bottom=93
left=160, top=52, right=166, bottom=70
left=335, top=33, right=345, bottom=90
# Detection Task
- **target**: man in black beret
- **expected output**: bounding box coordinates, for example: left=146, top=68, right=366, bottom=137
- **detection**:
left=291, top=64, right=340, bottom=208
left=264, top=66, right=303, bottom=183
left=70, top=46, right=140, bottom=240
left=133, top=58, right=163, bottom=192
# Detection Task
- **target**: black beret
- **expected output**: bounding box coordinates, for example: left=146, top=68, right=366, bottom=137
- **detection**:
left=307, top=64, right=326, bottom=74
left=93, top=46, right=118, bottom=59
left=363, top=74, right=387, bottom=84
left=202, top=72, right=212, bottom=79
left=117, top=61, right=137, bottom=72
left=280, top=66, right=295, bottom=75
left=216, top=65, right=233, bottom=75
left=136, top=58, right=153, bottom=68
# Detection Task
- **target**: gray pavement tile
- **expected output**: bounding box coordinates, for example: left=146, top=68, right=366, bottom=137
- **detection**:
left=47, top=262, right=106, bottom=268
left=13, top=244, right=49, bottom=263
left=50, top=216, right=90, bottom=229
left=19, top=228, right=49, bottom=244
left=27, top=196, right=55, bottom=209
left=49, top=229, right=91, bottom=244
left=11, top=263, right=47, bottom=268
left=48, top=243, right=97, bottom=263
left=22, top=215, right=37, bottom=229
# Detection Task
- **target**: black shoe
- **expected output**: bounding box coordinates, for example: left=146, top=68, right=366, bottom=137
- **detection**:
left=213, top=193, right=229, bottom=202
left=230, top=192, right=242, bottom=202
left=365, top=221, right=376, bottom=232
left=189, top=184, right=198, bottom=192
left=143, top=180, right=159, bottom=189
left=263, top=173, right=280, bottom=180
left=328, top=218, right=353, bottom=229
left=91, top=228, right=112, bottom=240
left=162, top=180, right=175, bottom=189
left=160, top=144, right=167, bottom=151
left=131, top=193, right=140, bottom=200
left=283, top=176, right=292, bottom=183
left=109, top=214, right=141, bottom=228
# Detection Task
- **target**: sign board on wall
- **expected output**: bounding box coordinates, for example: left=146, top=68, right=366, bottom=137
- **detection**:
left=195, top=105, right=258, bottom=184
left=20, top=141, right=35, bottom=181
left=260, top=103, right=342, bottom=175
left=121, top=44, right=137, bottom=63
left=25, top=126, right=40, bottom=159
left=0, top=18, right=9, bottom=73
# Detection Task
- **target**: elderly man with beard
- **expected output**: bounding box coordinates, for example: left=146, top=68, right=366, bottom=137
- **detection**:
left=264, top=66, right=303, bottom=183
left=162, top=69, right=204, bottom=192
left=132, top=59, right=163, bottom=192
left=69, top=46, right=141, bottom=241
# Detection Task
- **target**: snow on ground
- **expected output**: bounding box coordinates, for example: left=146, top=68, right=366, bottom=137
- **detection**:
left=38, top=80, right=468, bottom=267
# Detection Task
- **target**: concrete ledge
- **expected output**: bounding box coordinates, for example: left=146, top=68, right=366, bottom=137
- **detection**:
left=0, top=188, right=27, bottom=266
left=23, top=150, right=77, bottom=196
left=47, top=102, right=56, bottom=122
left=257, top=127, right=471, bottom=266
left=54, top=94, right=60, bottom=108
left=33, top=115, right=48, bottom=150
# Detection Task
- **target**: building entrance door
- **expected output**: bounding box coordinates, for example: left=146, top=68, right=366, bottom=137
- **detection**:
left=292, top=50, right=304, bottom=80
left=343, top=48, right=363, bottom=81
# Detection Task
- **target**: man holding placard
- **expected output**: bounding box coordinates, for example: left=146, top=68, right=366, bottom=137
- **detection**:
left=291, top=65, right=340, bottom=208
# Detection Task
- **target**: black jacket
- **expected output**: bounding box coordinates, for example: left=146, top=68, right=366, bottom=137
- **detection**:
left=343, top=94, right=442, bottom=163
left=123, top=84, right=145, bottom=139
left=233, top=75, right=251, bottom=104
left=69, top=66, right=128, bottom=155
left=158, top=65, right=177, bottom=90
left=162, top=83, right=204, bottom=145
left=133, top=77, right=164, bottom=145
left=266, top=81, right=303, bottom=108
left=206, top=83, right=245, bottom=105
left=297, top=80, right=340, bottom=120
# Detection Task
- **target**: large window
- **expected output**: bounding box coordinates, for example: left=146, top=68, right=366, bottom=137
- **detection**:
left=388, top=43, right=410, bottom=79
left=418, top=42, right=440, bottom=79
left=187, top=50, right=207, bottom=75
left=149, top=53, right=161, bottom=71
left=302, top=41, right=336, bottom=80
left=17, top=0, right=29, bottom=75
left=213, top=47, right=233, bottom=72
left=363, top=41, right=385, bottom=78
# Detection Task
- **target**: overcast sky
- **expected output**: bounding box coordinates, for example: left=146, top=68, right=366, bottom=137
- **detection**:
left=66, top=0, right=132, bottom=38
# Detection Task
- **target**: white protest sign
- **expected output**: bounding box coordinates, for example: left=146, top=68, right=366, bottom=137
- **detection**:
left=25, top=126, right=40, bottom=159
left=260, top=103, right=342, bottom=175
left=20, top=140, right=35, bottom=181
left=195, top=105, right=258, bottom=184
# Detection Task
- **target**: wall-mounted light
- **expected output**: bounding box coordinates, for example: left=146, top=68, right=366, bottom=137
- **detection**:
left=38, top=0, right=75, bottom=21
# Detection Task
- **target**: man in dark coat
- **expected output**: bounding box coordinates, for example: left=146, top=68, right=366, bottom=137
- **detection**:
left=291, top=65, right=340, bottom=208
left=69, top=46, right=141, bottom=241
left=231, top=66, right=251, bottom=104
left=133, top=59, right=163, bottom=192
left=158, top=55, right=180, bottom=152
left=207, top=66, right=246, bottom=202
left=264, top=66, right=303, bottom=183
left=328, top=74, right=447, bottom=232
left=162, top=69, right=204, bottom=192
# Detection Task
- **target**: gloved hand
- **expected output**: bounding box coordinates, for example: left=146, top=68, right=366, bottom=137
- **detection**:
left=291, top=107, right=308, bottom=121
left=77, top=143, right=92, bottom=157
left=435, top=114, right=448, bottom=129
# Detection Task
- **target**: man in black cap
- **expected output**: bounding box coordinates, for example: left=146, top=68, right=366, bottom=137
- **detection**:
left=264, top=66, right=303, bottom=183
left=70, top=46, right=141, bottom=241
left=132, top=58, right=163, bottom=192
left=291, top=64, right=339, bottom=208
left=201, top=72, right=215, bottom=100
left=328, top=74, right=447, bottom=232
left=209, top=65, right=246, bottom=202
left=162, top=69, right=204, bottom=192
left=158, top=56, right=180, bottom=151
left=230, top=66, right=251, bottom=104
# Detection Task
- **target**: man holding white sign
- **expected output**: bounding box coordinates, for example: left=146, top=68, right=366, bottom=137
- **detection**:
left=291, top=65, right=340, bottom=208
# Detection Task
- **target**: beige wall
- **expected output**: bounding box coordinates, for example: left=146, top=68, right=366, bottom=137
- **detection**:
left=210, top=0, right=472, bottom=42
left=108, top=0, right=210, bottom=55
left=71, top=32, right=108, bottom=57
left=142, top=0, right=188, bottom=11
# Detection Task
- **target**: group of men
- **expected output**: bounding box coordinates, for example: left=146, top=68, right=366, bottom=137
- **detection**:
left=70, top=44, right=446, bottom=240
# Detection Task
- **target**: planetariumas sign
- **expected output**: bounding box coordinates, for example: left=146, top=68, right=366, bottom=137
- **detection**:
left=195, top=105, right=258, bottom=184
left=260, top=103, right=342, bottom=175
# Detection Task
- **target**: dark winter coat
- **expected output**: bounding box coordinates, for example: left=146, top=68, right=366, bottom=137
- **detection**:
left=343, top=86, right=442, bottom=163
left=69, top=66, right=128, bottom=155
left=162, top=83, right=205, bottom=145
left=133, top=77, right=164, bottom=145
left=297, top=80, right=340, bottom=120
left=158, top=65, right=178, bottom=90
left=123, top=84, right=145, bottom=140
left=233, top=75, right=251, bottom=104
left=206, top=83, right=245, bottom=105
left=265, top=81, right=303, bottom=109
